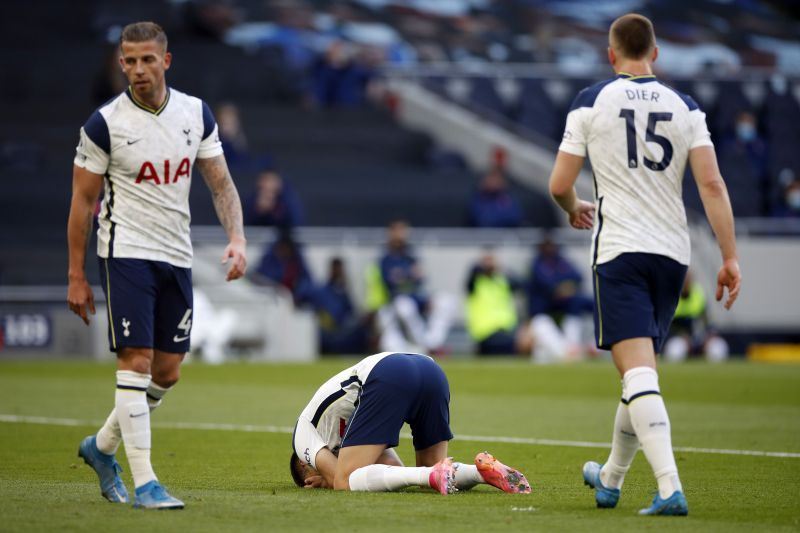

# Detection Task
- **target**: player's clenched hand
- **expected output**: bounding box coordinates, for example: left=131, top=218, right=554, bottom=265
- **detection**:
left=303, top=475, right=329, bottom=489
left=67, top=277, right=95, bottom=325
left=716, top=258, right=741, bottom=310
left=222, top=238, right=247, bottom=281
left=568, top=200, right=595, bottom=230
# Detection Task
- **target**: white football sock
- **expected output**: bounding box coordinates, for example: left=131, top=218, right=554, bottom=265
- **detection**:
left=562, top=315, right=583, bottom=346
left=115, top=370, right=157, bottom=488
left=624, top=367, right=683, bottom=499
left=425, top=293, right=456, bottom=350
left=95, top=381, right=172, bottom=455
left=453, top=463, right=483, bottom=491
left=348, top=464, right=431, bottom=492
left=96, top=408, right=122, bottom=455
left=663, top=336, right=690, bottom=362
left=705, top=336, right=729, bottom=362
left=146, top=381, right=170, bottom=410
left=377, top=306, right=412, bottom=352
left=530, top=315, right=567, bottom=363
left=393, top=295, right=428, bottom=349
left=599, top=400, right=638, bottom=490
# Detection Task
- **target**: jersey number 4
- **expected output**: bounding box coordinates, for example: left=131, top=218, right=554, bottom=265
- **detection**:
left=619, top=109, right=673, bottom=171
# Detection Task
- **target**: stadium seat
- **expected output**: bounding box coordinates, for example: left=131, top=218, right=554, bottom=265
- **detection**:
left=514, top=78, right=561, bottom=144
left=468, top=77, right=508, bottom=119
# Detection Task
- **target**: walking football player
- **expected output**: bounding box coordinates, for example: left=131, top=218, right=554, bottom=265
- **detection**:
left=67, top=21, right=247, bottom=509
left=548, top=13, right=741, bottom=515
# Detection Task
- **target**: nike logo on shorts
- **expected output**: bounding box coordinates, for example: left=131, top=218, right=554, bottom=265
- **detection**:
left=129, top=412, right=147, bottom=418
left=173, top=335, right=190, bottom=342
left=127, top=139, right=141, bottom=145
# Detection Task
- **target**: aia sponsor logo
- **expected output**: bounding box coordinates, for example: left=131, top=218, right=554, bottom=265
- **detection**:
left=136, top=158, right=191, bottom=185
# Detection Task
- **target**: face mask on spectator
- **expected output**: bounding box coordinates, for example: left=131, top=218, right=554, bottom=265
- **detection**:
left=788, top=190, right=800, bottom=211
left=736, top=122, right=756, bottom=142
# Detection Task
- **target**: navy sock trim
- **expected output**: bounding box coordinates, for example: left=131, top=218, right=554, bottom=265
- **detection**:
left=116, top=384, right=148, bottom=392
left=623, top=390, right=661, bottom=405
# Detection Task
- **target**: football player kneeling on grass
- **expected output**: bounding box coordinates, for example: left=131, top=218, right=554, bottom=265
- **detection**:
left=290, top=352, right=531, bottom=495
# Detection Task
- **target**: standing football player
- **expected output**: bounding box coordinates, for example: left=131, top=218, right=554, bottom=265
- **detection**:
left=67, top=21, right=247, bottom=509
left=548, top=14, right=741, bottom=516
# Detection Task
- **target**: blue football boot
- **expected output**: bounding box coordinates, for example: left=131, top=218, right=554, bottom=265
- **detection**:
left=133, top=480, right=185, bottom=510
left=639, top=490, right=689, bottom=516
left=582, top=461, right=621, bottom=508
left=78, top=435, right=129, bottom=503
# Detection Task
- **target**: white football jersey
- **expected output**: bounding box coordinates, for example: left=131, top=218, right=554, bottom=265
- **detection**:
left=293, top=352, right=411, bottom=469
left=74, top=87, right=223, bottom=268
left=559, top=73, right=713, bottom=267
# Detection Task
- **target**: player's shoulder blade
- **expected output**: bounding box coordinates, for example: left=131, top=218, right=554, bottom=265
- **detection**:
left=568, top=77, right=619, bottom=112
left=81, top=94, right=125, bottom=154
left=656, top=80, right=701, bottom=111
left=85, top=92, right=125, bottom=121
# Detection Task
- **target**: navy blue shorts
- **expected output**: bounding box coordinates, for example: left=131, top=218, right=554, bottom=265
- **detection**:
left=478, top=330, right=517, bottom=355
left=98, top=257, right=193, bottom=353
left=592, top=253, right=687, bottom=353
left=341, top=353, right=453, bottom=451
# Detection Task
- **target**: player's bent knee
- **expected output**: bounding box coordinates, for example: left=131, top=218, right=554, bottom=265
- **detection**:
left=152, top=371, right=180, bottom=388
left=333, top=474, right=351, bottom=491
left=118, top=349, right=154, bottom=375
left=152, top=352, right=184, bottom=387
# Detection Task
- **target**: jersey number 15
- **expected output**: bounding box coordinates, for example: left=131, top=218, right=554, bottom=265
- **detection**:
left=619, top=109, right=673, bottom=171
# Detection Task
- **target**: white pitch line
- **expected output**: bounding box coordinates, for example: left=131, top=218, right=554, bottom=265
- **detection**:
left=2, top=414, right=799, bottom=459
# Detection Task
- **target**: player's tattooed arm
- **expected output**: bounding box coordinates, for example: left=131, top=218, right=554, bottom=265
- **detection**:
left=197, top=154, right=245, bottom=240
left=196, top=155, right=248, bottom=281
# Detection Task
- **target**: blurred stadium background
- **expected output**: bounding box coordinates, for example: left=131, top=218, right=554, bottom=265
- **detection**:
left=1, top=0, right=800, bottom=362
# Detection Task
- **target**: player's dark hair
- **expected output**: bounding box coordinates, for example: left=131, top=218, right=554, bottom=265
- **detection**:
left=120, top=21, right=168, bottom=51
left=290, top=452, right=306, bottom=488
left=609, top=14, right=655, bottom=60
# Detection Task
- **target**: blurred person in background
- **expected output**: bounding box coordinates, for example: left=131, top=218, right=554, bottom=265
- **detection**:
left=91, top=45, right=128, bottom=106
left=465, top=248, right=520, bottom=355
left=771, top=179, right=800, bottom=218
left=181, top=0, right=241, bottom=42
left=216, top=102, right=274, bottom=173
left=243, top=166, right=305, bottom=227
left=466, top=166, right=523, bottom=228
left=68, top=22, right=247, bottom=509
left=717, top=111, right=769, bottom=215
left=215, top=102, right=250, bottom=170
left=465, top=248, right=571, bottom=362
left=375, top=220, right=455, bottom=354
left=527, top=237, right=593, bottom=351
left=189, top=288, right=238, bottom=364
left=663, top=272, right=729, bottom=363
left=313, top=257, right=369, bottom=355
left=309, top=40, right=374, bottom=108
left=251, top=227, right=314, bottom=307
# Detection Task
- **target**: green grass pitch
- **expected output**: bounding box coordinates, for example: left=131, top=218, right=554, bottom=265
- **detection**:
left=1, top=358, right=799, bottom=532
